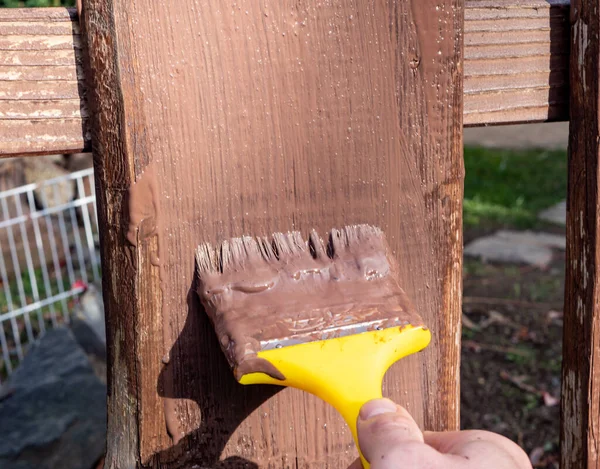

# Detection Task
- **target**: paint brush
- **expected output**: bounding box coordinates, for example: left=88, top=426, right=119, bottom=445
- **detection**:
left=195, top=224, right=430, bottom=467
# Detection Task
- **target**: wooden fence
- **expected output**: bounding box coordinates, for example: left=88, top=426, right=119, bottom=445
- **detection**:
left=0, top=1, right=570, bottom=157
left=1, top=1, right=596, bottom=468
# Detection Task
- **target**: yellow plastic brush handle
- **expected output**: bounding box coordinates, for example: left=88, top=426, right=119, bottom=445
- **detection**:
left=239, top=325, right=431, bottom=468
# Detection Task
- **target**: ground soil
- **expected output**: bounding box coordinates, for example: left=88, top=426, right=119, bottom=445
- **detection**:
left=460, top=228, right=564, bottom=469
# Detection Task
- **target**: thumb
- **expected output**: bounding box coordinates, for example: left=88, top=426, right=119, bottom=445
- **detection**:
left=357, top=399, right=440, bottom=468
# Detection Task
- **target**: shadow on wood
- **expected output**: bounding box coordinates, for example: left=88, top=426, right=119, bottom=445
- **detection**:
left=71, top=12, right=92, bottom=157
left=547, top=0, right=571, bottom=122
left=155, top=282, right=281, bottom=468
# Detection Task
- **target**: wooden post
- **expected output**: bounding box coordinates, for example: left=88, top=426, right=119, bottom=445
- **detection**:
left=561, top=0, right=600, bottom=467
left=80, top=0, right=464, bottom=467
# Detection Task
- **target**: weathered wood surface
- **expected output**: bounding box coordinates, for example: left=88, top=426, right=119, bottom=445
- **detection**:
left=464, top=0, right=570, bottom=126
left=1, top=1, right=570, bottom=158
left=0, top=8, right=89, bottom=157
left=561, top=0, right=600, bottom=467
left=80, top=0, right=463, bottom=467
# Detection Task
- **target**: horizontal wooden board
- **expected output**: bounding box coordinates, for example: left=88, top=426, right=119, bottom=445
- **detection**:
left=0, top=119, right=90, bottom=156
left=0, top=99, right=85, bottom=119
left=0, top=7, right=88, bottom=157
left=0, top=1, right=571, bottom=157
left=464, top=0, right=570, bottom=126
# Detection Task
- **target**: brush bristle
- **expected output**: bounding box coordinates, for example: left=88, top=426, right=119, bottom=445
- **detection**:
left=331, top=224, right=383, bottom=254
left=195, top=224, right=384, bottom=276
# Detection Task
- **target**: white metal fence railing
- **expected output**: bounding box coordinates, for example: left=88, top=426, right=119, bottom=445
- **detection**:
left=0, top=168, right=100, bottom=383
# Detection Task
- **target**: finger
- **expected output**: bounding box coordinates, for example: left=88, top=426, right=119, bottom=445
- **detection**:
left=356, top=399, right=426, bottom=465
left=424, top=430, right=532, bottom=469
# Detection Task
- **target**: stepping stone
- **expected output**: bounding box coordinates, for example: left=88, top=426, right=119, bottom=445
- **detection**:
left=538, top=200, right=566, bottom=226
left=464, top=230, right=565, bottom=269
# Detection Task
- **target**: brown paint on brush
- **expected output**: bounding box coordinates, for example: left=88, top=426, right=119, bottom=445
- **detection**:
left=196, top=225, right=424, bottom=381
left=81, top=0, right=463, bottom=465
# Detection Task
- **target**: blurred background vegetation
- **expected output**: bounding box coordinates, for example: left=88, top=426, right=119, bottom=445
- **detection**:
left=463, top=147, right=567, bottom=229
left=0, top=0, right=74, bottom=6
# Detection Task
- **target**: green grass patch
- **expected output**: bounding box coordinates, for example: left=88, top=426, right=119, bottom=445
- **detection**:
left=0, top=267, right=70, bottom=315
left=464, top=146, right=568, bottom=228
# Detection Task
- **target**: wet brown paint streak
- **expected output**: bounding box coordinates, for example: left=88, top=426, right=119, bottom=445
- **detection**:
left=127, top=165, right=180, bottom=442
left=83, top=0, right=463, bottom=466
left=126, top=166, right=158, bottom=247
left=126, top=165, right=171, bottom=365
left=163, top=398, right=184, bottom=445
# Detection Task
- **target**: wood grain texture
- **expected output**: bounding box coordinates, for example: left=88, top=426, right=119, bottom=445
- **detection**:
left=561, top=0, right=600, bottom=467
left=0, top=1, right=571, bottom=158
left=80, top=0, right=463, bottom=467
left=464, top=0, right=570, bottom=126
left=0, top=7, right=89, bottom=157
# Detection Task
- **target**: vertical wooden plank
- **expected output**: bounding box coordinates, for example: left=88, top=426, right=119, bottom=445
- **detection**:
left=80, top=0, right=463, bottom=467
left=561, top=0, right=600, bottom=468
left=78, top=2, right=141, bottom=468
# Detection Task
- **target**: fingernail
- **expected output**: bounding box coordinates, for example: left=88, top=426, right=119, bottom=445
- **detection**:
left=359, top=398, right=398, bottom=420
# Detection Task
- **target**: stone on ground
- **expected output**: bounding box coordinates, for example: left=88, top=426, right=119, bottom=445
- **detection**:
left=538, top=200, right=566, bottom=226
left=71, top=282, right=107, bottom=371
left=23, top=156, right=74, bottom=209
left=0, top=327, right=106, bottom=469
left=464, top=230, right=565, bottom=269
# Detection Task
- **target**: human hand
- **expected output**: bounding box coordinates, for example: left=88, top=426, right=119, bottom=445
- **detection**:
left=348, top=399, right=532, bottom=469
